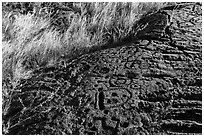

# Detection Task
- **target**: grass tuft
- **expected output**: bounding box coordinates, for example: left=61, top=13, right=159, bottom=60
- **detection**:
left=2, top=2, right=169, bottom=81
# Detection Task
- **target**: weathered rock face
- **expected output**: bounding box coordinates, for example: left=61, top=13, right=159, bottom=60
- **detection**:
left=3, top=3, right=202, bottom=135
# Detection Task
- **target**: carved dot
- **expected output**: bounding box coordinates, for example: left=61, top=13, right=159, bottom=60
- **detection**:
left=90, top=126, right=97, bottom=131
left=107, top=99, right=111, bottom=104
left=105, top=75, right=109, bottom=79
left=126, top=71, right=139, bottom=79
left=112, top=93, right=118, bottom=97
left=98, top=87, right=103, bottom=91
left=103, top=109, right=109, bottom=114
left=100, top=67, right=110, bottom=74
left=123, top=94, right=127, bottom=97
left=88, top=123, right=93, bottom=127
left=84, top=108, right=90, bottom=113
left=120, top=122, right=129, bottom=128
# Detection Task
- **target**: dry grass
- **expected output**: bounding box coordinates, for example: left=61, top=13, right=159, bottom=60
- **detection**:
left=2, top=2, right=169, bottom=80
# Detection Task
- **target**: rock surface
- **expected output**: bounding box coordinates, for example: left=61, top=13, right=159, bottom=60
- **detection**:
left=3, top=3, right=202, bottom=135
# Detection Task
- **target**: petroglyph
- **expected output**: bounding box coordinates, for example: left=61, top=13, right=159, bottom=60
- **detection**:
left=3, top=3, right=202, bottom=135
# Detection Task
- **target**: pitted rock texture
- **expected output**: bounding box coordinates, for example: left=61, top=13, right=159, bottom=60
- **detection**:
left=3, top=3, right=202, bottom=135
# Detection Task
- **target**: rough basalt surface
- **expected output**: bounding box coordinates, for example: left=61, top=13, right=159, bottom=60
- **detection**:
left=3, top=3, right=202, bottom=135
